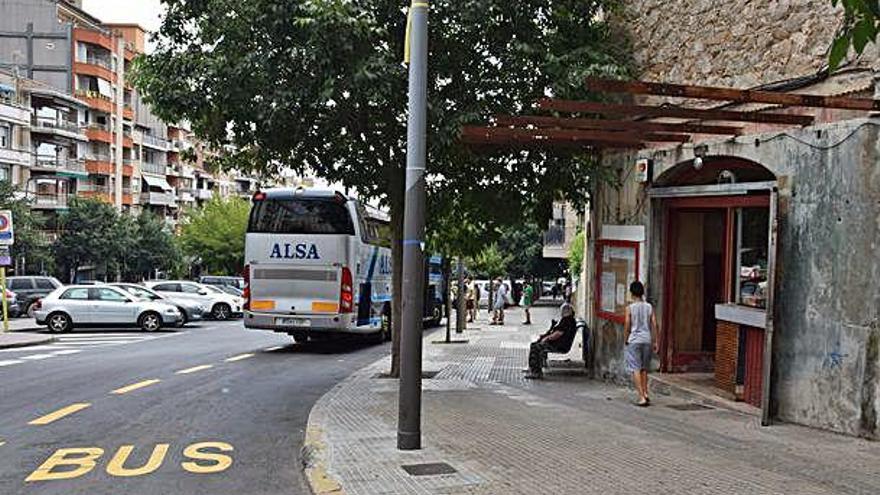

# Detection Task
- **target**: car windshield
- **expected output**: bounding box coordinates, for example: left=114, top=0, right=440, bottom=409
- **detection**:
left=116, top=285, right=162, bottom=301
left=217, top=286, right=243, bottom=296
left=203, top=285, right=224, bottom=294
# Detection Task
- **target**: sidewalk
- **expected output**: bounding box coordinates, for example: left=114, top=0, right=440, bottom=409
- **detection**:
left=304, top=306, right=880, bottom=495
left=0, top=331, right=54, bottom=349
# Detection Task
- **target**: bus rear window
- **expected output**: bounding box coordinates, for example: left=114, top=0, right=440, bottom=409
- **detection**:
left=248, top=198, right=355, bottom=235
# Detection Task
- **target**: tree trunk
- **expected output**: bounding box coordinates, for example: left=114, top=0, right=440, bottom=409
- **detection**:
left=389, top=193, right=405, bottom=378
left=444, top=258, right=452, bottom=342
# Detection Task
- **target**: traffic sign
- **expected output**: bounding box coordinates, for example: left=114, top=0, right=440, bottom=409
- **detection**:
left=0, top=210, right=13, bottom=246
left=0, top=247, right=10, bottom=266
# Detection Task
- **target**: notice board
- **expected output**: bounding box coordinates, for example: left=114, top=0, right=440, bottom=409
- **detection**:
left=595, top=240, right=640, bottom=323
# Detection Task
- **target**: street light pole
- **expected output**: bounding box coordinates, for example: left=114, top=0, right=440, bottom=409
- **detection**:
left=398, top=0, right=429, bottom=451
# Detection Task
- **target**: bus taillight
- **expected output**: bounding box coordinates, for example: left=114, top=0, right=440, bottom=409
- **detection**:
left=340, top=267, right=353, bottom=313
left=242, top=264, right=250, bottom=310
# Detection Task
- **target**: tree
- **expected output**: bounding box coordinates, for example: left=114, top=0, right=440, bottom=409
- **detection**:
left=119, top=211, right=181, bottom=281
left=568, top=230, right=585, bottom=277
left=134, top=0, right=631, bottom=374
left=178, top=197, right=249, bottom=276
left=497, top=223, right=546, bottom=279
left=830, top=0, right=880, bottom=70
left=0, top=181, right=51, bottom=275
left=54, top=198, right=120, bottom=282
left=470, top=244, right=510, bottom=279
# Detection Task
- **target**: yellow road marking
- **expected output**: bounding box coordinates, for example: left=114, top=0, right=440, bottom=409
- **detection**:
left=29, top=403, right=91, bottom=426
left=225, top=353, right=254, bottom=362
left=0, top=440, right=5, bottom=447
left=265, top=346, right=283, bottom=352
left=176, top=365, right=214, bottom=375
left=111, top=379, right=161, bottom=395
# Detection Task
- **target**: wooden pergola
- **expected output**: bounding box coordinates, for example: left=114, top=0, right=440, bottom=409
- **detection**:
left=461, top=77, right=880, bottom=150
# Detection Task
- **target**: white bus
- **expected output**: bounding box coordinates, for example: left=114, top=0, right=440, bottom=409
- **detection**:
left=243, top=189, right=393, bottom=342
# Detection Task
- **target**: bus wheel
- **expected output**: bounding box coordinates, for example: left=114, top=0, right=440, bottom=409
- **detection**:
left=292, top=331, right=308, bottom=344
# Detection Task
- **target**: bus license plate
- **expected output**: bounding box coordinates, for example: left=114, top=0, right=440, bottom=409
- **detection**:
left=277, top=317, right=310, bottom=327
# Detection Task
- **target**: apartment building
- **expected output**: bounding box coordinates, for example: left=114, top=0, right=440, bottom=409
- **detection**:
left=542, top=201, right=581, bottom=260
left=0, top=0, right=259, bottom=227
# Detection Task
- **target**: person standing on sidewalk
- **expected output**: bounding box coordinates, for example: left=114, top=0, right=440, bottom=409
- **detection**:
left=492, top=278, right=508, bottom=325
left=521, top=282, right=534, bottom=325
left=624, top=281, right=659, bottom=407
left=465, top=277, right=477, bottom=323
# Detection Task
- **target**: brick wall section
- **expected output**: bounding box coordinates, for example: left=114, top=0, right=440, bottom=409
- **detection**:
left=619, top=0, right=843, bottom=89
left=715, top=321, right=739, bottom=394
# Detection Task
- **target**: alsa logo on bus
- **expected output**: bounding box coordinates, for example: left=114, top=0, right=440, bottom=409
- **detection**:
left=269, top=243, right=320, bottom=260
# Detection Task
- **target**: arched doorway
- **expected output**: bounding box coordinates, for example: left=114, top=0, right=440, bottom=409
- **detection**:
left=652, top=156, right=776, bottom=407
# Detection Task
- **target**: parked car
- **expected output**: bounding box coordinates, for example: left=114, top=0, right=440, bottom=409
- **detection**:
left=6, top=276, right=63, bottom=317
left=213, top=285, right=244, bottom=297
left=199, top=275, right=245, bottom=290
left=110, top=283, right=208, bottom=327
left=144, top=280, right=243, bottom=320
left=34, top=285, right=182, bottom=333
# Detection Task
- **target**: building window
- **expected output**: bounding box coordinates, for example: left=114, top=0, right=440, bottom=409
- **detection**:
left=0, top=124, right=10, bottom=149
left=0, top=166, right=10, bottom=182
left=734, top=208, right=770, bottom=309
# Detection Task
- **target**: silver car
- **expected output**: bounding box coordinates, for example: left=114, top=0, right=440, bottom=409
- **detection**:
left=34, top=285, right=182, bottom=333
left=145, top=281, right=243, bottom=320
left=111, top=283, right=208, bottom=327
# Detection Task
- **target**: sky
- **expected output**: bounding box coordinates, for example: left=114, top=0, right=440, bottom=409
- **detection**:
left=81, top=0, right=165, bottom=51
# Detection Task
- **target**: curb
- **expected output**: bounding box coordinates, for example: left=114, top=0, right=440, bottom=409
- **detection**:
left=302, top=407, right=346, bottom=494
left=650, top=375, right=760, bottom=417
left=0, top=334, right=56, bottom=350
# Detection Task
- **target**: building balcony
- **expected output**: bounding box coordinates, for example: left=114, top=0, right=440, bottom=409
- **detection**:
left=542, top=225, right=572, bottom=259
left=74, top=27, right=115, bottom=53
left=178, top=190, right=195, bottom=203
left=84, top=158, right=133, bottom=177
left=30, top=192, right=71, bottom=210
left=31, top=117, right=88, bottom=141
left=33, top=156, right=88, bottom=176
left=141, top=191, right=175, bottom=206
left=141, top=162, right=167, bottom=176
left=195, top=189, right=214, bottom=200
left=0, top=102, right=31, bottom=126
left=74, top=90, right=114, bottom=114
left=78, top=185, right=112, bottom=203
left=142, top=133, right=171, bottom=151
left=73, top=61, right=114, bottom=85
left=0, top=148, right=32, bottom=167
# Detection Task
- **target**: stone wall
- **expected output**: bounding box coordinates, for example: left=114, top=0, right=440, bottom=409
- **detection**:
left=620, top=0, right=843, bottom=88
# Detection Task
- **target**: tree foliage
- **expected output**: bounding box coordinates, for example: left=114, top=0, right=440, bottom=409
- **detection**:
left=178, top=197, right=250, bottom=276
left=0, top=181, right=51, bottom=274
left=54, top=198, right=121, bottom=281
left=830, top=0, right=880, bottom=70
left=568, top=230, right=585, bottom=277
left=120, top=211, right=181, bottom=281
left=469, top=243, right=510, bottom=279
left=135, top=0, right=632, bottom=374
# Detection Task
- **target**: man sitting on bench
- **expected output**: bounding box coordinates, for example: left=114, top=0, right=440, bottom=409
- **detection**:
left=525, top=303, right=578, bottom=379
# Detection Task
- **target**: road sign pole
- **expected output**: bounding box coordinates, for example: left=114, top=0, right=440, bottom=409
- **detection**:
left=398, top=0, right=429, bottom=451
left=1, top=267, right=8, bottom=333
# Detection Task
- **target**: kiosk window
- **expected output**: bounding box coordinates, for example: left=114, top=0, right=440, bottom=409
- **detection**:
left=734, top=207, right=769, bottom=309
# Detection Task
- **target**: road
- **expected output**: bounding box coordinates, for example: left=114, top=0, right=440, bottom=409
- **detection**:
left=0, top=319, right=388, bottom=495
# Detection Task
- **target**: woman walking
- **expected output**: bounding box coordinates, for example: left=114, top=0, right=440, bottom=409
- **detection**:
left=623, top=281, right=659, bottom=407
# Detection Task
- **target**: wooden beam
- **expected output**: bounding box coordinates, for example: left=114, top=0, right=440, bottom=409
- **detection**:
left=494, top=115, right=743, bottom=135
left=462, top=126, right=687, bottom=143
left=460, top=127, right=643, bottom=149
left=585, top=77, right=880, bottom=111
left=538, top=98, right=814, bottom=126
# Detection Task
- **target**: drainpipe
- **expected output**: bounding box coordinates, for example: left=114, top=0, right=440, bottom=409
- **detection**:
left=114, top=36, right=125, bottom=211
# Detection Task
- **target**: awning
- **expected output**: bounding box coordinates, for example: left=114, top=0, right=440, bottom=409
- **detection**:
left=142, top=174, right=173, bottom=191
left=0, top=83, right=14, bottom=94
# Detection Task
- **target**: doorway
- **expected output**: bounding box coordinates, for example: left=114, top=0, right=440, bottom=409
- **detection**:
left=666, top=208, right=728, bottom=372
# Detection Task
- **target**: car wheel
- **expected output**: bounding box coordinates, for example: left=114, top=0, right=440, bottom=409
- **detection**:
left=212, top=303, right=231, bottom=321
left=139, top=311, right=162, bottom=332
left=292, top=331, right=308, bottom=344
left=431, top=306, right=442, bottom=327
left=177, top=308, right=188, bottom=327
left=47, top=312, right=72, bottom=333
